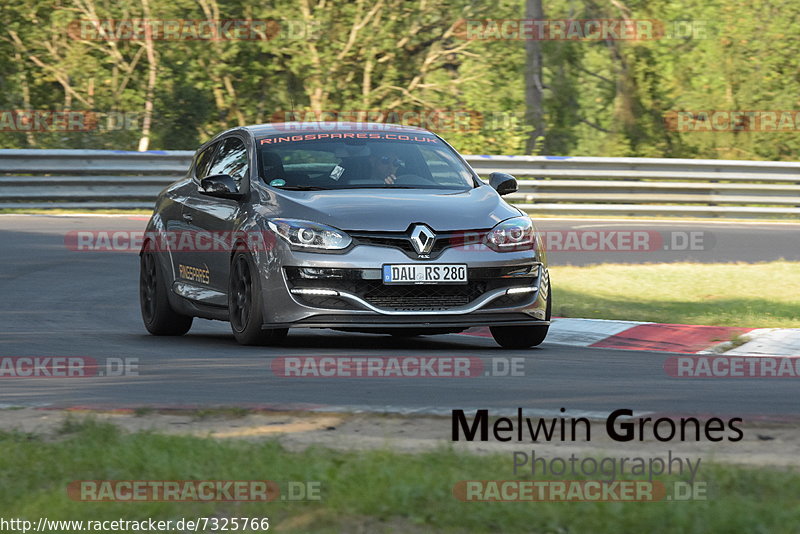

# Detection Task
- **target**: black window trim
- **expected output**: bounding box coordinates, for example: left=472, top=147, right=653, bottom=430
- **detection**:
left=193, top=140, right=222, bottom=183
left=202, top=132, right=253, bottom=197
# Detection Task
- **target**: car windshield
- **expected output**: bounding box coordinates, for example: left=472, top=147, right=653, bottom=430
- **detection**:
left=257, top=132, right=477, bottom=190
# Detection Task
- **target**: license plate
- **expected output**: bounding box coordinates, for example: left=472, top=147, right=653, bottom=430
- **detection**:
left=382, top=264, right=468, bottom=284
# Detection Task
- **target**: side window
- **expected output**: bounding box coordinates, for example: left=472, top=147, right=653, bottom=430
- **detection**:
left=208, top=138, right=249, bottom=189
left=194, top=143, right=218, bottom=180
left=419, top=147, right=473, bottom=187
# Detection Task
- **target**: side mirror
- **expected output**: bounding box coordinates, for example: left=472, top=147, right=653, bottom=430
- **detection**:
left=199, top=174, right=243, bottom=200
left=489, top=172, right=518, bottom=196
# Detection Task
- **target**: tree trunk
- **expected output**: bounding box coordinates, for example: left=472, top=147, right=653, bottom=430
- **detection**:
left=524, top=0, right=544, bottom=154
left=137, top=0, right=158, bottom=152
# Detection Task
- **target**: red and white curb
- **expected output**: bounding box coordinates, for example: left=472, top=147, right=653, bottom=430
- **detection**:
left=704, top=328, right=800, bottom=357
left=468, top=318, right=800, bottom=356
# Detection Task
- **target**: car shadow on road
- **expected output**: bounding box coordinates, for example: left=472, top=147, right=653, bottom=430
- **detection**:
left=167, top=329, right=502, bottom=352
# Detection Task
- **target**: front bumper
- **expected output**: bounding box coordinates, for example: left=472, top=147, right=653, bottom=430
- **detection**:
left=255, top=241, right=550, bottom=329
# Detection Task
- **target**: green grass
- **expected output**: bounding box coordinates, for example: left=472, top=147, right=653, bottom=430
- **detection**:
left=551, top=261, right=800, bottom=328
left=2, top=418, right=800, bottom=533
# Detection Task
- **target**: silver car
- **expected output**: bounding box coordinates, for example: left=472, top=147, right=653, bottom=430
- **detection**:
left=139, top=122, right=551, bottom=348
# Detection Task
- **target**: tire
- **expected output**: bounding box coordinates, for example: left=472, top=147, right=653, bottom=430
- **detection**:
left=490, top=279, right=551, bottom=349
left=228, top=251, right=288, bottom=346
left=139, top=246, right=193, bottom=336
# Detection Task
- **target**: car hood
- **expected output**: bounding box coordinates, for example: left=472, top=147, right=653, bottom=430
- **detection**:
left=265, top=186, right=521, bottom=232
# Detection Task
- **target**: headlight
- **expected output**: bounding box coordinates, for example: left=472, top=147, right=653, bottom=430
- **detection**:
left=267, top=219, right=352, bottom=251
left=485, top=216, right=535, bottom=252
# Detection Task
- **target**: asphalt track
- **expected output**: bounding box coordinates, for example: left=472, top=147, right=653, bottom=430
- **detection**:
left=1, top=215, right=799, bottom=418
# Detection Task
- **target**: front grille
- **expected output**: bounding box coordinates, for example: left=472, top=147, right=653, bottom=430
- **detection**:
left=350, top=228, right=489, bottom=260
left=285, top=266, right=539, bottom=311
left=362, top=282, right=486, bottom=309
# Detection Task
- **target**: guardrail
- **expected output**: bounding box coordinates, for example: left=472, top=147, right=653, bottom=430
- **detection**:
left=1, top=149, right=799, bottom=217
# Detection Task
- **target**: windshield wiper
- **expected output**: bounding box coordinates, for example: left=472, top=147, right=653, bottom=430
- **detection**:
left=340, top=185, right=419, bottom=189
left=276, top=185, right=333, bottom=191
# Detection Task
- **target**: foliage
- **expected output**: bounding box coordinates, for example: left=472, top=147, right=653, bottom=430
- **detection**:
left=2, top=0, right=799, bottom=158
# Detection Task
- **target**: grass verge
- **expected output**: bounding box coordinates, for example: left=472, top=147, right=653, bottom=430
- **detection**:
left=2, top=418, right=800, bottom=533
left=550, top=261, right=800, bottom=328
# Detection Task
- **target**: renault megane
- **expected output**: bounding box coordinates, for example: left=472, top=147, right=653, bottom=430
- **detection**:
left=139, top=122, right=551, bottom=348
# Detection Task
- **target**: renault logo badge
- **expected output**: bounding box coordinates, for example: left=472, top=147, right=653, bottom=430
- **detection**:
left=410, top=224, right=435, bottom=255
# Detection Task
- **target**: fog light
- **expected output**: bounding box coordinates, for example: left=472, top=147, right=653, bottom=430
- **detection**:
left=506, top=287, right=537, bottom=295
left=290, top=288, right=340, bottom=296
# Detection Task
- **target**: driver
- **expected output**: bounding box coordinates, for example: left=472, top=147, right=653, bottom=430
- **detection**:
left=368, top=147, right=405, bottom=185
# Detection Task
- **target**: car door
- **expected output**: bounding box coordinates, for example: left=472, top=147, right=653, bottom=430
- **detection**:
left=177, top=136, right=249, bottom=302
left=167, top=141, right=220, bottom=303
left=161, top=139, right=217, bottom=285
